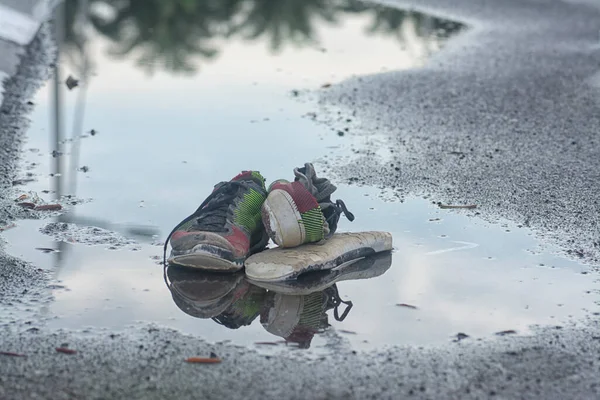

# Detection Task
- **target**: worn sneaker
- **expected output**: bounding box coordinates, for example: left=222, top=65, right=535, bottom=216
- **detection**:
left=261, top=163, right=355, bottom=248
left=163, top=171, right=269, bottom=272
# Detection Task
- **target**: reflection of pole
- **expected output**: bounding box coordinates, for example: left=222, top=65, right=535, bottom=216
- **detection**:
left=68, top=0, right=90, bottom=196
left=51, top=1, right=67, bottom=286
left=51, top=1, right=64, bottom=200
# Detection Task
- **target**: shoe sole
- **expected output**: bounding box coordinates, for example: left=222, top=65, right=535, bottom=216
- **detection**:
left=168, top=246, right=243, bottom=272
left=262, top=189, right=305, bottom=248
left=245, top=231, right=393, bottom=281
left=248, top=251, right=392, bottom=294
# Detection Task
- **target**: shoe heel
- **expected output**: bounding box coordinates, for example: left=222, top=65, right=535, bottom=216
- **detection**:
left=262, top=189, right=305, bottom=247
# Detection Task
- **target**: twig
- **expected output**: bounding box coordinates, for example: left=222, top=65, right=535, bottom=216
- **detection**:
left=438, top=204, right=477, bottom=209
left=0, top=351, right=26, bottom=357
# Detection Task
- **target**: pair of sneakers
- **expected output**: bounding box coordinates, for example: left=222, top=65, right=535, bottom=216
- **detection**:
left=163, top=163, right=354, bottom=272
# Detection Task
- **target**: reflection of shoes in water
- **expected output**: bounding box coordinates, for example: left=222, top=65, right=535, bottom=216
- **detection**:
left=260, top=285, right=351, bottom=349
left=165, top=266, right=265, bottom=329
left=164, top=171, right=269, bottom=272
left=261, top=163, right=355, bottom=248
left=245, top=231, right=393, bottom=281
left=249, top=251, right=392, bottom=295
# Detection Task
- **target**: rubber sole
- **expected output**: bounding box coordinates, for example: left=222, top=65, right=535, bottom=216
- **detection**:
left=262, top=189, right=305, bottom=248
left=247, top=251, right=392, bottom=294
left=168, top=247, right=243, bottom=272
left=245, top=231, right=393, bottom=282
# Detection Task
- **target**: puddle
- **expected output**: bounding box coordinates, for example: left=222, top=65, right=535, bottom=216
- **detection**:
left=2, top=0, right=599, bottom=353
left=5, top=190, right=600, bottom=352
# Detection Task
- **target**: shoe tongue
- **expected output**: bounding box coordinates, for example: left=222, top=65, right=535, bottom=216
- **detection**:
left=293, top=163, right=336, bottom=202
left=231, top=171, right=265, bottom=187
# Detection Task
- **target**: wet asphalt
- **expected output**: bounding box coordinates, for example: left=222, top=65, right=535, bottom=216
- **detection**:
left=321, top=0, right=600, bottom=265
left=1, top=0, right=600, bottom=399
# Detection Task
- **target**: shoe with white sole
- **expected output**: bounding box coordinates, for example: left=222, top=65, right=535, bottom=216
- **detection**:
left=262, top=163, right=355, bottom=248
left=163, top=171, right=269, bottom=272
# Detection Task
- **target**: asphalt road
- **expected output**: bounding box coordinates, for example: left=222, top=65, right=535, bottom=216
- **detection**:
left=1, top=0, right=600, bottom=399
left=320, top=0, right=600, bottom=265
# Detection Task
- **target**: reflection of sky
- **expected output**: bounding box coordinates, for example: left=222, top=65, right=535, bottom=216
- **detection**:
left=4, top=8, right=599, bottom=352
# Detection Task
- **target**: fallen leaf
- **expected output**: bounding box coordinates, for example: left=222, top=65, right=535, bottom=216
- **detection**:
left=185, top=357, right=221, bottom=364
left=16, top=194, right=28, bottom=201
left=0, top=351, right=26, bottom=357
left=396, top=303, right=418, bottom=310
left=17, top=202, right=36, bottom=209
left=56, top=347, right=77, bottom=354
left=35, top=204, right=62, bottom=211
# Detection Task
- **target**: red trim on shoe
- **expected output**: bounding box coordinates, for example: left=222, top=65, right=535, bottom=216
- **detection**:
left=225, top=226, right=251, bottom=258
left=232, top=171, right=253, bottom=181
left=270, top=181, right=319, bottom=213
left=170, top=230, right=194, bottom=242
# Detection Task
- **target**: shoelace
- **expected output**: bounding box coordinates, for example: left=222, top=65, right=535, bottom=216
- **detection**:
left=326, top=199, right=356, bottom=226
left=162, top=181, right=246, bottom=267
left=327, top=284, right=353, bottom=321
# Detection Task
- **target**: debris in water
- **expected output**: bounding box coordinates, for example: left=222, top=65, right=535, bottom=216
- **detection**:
left=56, top=347, right=77, bottom=354
left=65, top=75, right=79, bottom=90
left=339, top=329, right=357, bottom=335
left=321, top=83, right=332, bottom=88
left=79, top=166, right=89, bottom=173
left=35, top=204, right=62, bottom=211
left=16, top=194, right=28, bottom=201
left=438, top=203, right=477, bottom=209
left=35, top=248, right=58, bottom=253
left=89, top=129, right=97, bottom=136
left=254, top=342, right=281, bottom=346
left=453, top=333, right=470, bottom=342
left=12, top=179, right=35, bottom=186
left=495, top=330, right=517, bottom=336
left=17, top=202, right=36, bottom=209
left=396, top=303, right=418, bottom=310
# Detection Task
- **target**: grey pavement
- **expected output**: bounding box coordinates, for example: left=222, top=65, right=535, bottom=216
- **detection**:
left=1, top=0, right=600, bottom=399
left=320, top=0, right=600, bottom=265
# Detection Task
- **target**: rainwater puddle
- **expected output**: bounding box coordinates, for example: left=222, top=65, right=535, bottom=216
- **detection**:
left=4, top=192, right=600, bottom=353
left=3, top=1, right=599, bottom=353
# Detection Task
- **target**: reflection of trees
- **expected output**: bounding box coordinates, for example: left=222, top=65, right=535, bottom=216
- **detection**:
left=63, top=0, right=465, bottom=75
left=341, top=0, right=464, bottom=41
left=89, top=0, right=225, bottom=74
left=230, top=0, right=338, bottom=51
